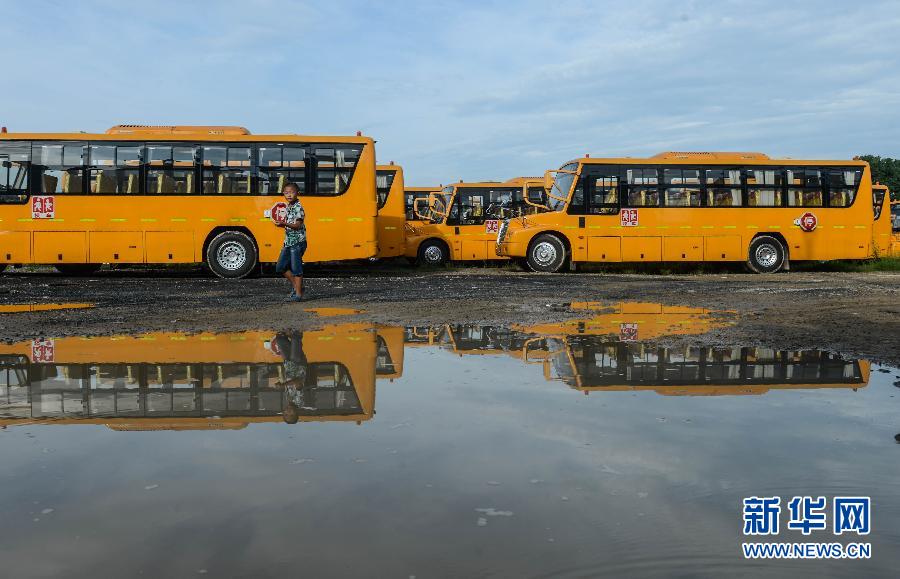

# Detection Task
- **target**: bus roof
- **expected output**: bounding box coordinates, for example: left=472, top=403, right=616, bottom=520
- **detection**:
left=405, top=186, right=441, bottom=192
left=449, top=177, right=543, bottom=190
left=0, top=124, right=373, bottom=144
left=565, top=151, right=869, bottom=167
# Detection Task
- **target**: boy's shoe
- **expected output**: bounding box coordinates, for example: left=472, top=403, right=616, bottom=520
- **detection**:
left=288, top=294, right=304, bottom=302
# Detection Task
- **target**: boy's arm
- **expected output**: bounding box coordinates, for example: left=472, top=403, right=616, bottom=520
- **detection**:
left=285, top=207, right=305, bottom=229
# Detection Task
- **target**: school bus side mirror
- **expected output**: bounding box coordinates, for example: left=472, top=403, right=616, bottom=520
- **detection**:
left=543, top=169, right=553, bottom=191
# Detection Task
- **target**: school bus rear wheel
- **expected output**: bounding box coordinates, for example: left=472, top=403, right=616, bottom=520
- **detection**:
left=207, top=230, right=258, bottom=279
left=527, top=234, right=567, bottom=273
left=747, top=235, right=786, bottom=273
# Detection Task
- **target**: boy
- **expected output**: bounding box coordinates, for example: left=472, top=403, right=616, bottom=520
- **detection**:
left=274, top=182, right=306, bottom=301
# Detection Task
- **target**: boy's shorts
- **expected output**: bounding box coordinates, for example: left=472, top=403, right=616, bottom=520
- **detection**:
left=276, top=241, right=307, bottom=275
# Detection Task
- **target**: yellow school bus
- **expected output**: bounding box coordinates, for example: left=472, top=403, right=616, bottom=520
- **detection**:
left=404, top=186, right=442, bottom=227
left=498, top=152, right=890, bottom=272
left=405, top=177, right=545, bottom=265
left=873, top=184, right=900, bottom=256
left=375, top=164, right=406, bottom=258
left=0, top=323, right=381, bottom=429
left=0, top=125, right=378, bottom=278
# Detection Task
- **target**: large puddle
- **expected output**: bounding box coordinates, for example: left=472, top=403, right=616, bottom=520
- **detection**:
left=1, top=302, right=897, bottom=577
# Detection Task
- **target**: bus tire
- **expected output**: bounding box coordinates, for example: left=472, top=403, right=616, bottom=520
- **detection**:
left=417, top=239, right=448, bottom=267
left=206, top=230, right=258, bottom=279
left=526, top=234, right=567, bottom=273
left=747, top=235, right=786, bottom=273
left=55, top=264, right=101, bottom=275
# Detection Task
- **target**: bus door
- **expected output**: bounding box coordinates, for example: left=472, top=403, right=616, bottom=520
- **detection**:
left=447, top=187, right=513, bottom=260
left=581, top=166, right=622, bottom=262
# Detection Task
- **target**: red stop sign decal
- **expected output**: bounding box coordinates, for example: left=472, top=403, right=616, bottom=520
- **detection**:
left=798, top=212, right=817, bottom=232
left=270, top=202, right=287, bottom=224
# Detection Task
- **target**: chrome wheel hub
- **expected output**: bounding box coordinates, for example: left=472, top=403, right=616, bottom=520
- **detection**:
left=217, top=241, right=247, bottom=271
left=755, top=244, right=778, bottom=268
left=533, top=241, right=557, bottom=266
left=424, top=245, right=443, bottom=263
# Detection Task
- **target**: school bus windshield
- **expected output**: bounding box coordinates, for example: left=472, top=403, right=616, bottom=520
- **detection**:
left=547, top=163, right=577, bottom=211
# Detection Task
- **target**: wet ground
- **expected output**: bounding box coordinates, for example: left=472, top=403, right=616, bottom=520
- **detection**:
left=1, top=266, right=898, bottom=365
left=0, top=296, right=900, bottom=577
left=1, top=269, right=899, bottom=577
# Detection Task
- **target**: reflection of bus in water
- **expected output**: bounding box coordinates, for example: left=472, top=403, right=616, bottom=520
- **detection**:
left=0, top=324, right=381, bottom=429
left=514, top=302, right=868, bottom=395
left=539, top=339, right=869, bottom=396
left=375, top=325, right=405, bottom=380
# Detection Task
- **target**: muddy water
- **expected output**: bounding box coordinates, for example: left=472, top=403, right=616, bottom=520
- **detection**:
left=1, top=304, right=898, bottom=578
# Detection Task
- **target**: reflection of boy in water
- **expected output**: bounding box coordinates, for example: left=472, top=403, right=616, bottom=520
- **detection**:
left=272, top=332, right=313, bottom=424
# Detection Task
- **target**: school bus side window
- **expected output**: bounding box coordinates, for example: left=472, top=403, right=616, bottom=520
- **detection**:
left=786, top=168, right=823, bottom=207
left=746, top=168, right=783, bottom=207
left=826, top=168, right=861, bottom=207
left=662, top=168, right=701, bottom=207
left=258, top=146, right=308, bottom=196
left=147, top=145, right=197, bottom=194
left=0, top=142, right=30, bottom=202
left=706, top=169, right=742, bottom=207
left=201, top=145, right=252, bottom=195
left=88, top=144, right=142, bottom=194
left=32, top=142, right=86, bottom=194
left=625, top=168, right=659, bottom=207
left=311, top=145, right=361, bottom=196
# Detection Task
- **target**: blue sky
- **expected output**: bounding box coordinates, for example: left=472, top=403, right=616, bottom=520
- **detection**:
left=4, top=0, right=900, bottom=184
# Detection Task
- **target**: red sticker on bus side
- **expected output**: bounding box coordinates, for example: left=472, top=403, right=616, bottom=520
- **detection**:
left=620, top=323, right=638, bottom=342
left=32, top=195, right=55, bottom=219
left=32, top=338, right=55, bottom=363
left=485, top=219, right=499, bottom=234
left=621, top=209, right=638, bottom=227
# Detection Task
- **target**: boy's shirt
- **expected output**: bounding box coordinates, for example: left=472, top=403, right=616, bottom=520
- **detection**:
left=284, top=200, right=306, bottom=246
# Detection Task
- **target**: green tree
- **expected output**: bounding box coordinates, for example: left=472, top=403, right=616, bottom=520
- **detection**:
left=858, top=155, right=900, bottom=200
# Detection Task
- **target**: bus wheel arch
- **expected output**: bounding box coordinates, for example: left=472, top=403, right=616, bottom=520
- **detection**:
left=416, top=238, right=449, bottom=266
left=747, top=233, right=788, bottom=274
left=526, top=232, right=569, bottom=273
left=204, top=228, right=259, bottom=279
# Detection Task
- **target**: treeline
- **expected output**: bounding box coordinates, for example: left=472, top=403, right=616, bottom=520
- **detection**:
left=859, top=155, right=900, bottom=199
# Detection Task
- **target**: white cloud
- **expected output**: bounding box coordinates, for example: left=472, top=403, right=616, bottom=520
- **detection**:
left=3, top=0, right=899, bottom=182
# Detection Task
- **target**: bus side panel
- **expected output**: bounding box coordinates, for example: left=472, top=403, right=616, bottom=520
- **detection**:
left=89, top=231, right=144, bottom=263
left=704, top=236, right=742, bottom=261
left=587, top=237, right=621, bottom=261
left=0, top=231, right=31, bottom=263
left=146, top=231, right=194, bottom=263
left=663, top=237, right=703, bottom=261
left=622, top=237, right=661, bottom=261
left=33, top=232, right=87, bottom=264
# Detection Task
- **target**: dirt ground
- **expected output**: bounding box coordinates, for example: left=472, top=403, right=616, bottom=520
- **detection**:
left=1, top=265, right=898, bottom=366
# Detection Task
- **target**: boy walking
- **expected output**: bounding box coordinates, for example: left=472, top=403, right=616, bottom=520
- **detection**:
left=275, top=182, right=307, bottom=301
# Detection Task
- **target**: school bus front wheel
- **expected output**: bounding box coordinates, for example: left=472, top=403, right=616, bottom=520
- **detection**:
left=526, top=234, right=567, bottom=273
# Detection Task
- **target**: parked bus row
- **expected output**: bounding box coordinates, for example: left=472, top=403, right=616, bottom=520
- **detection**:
left=0, top=304, right=869, bottom=429
left=0, top=126, right=896, bottom=277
